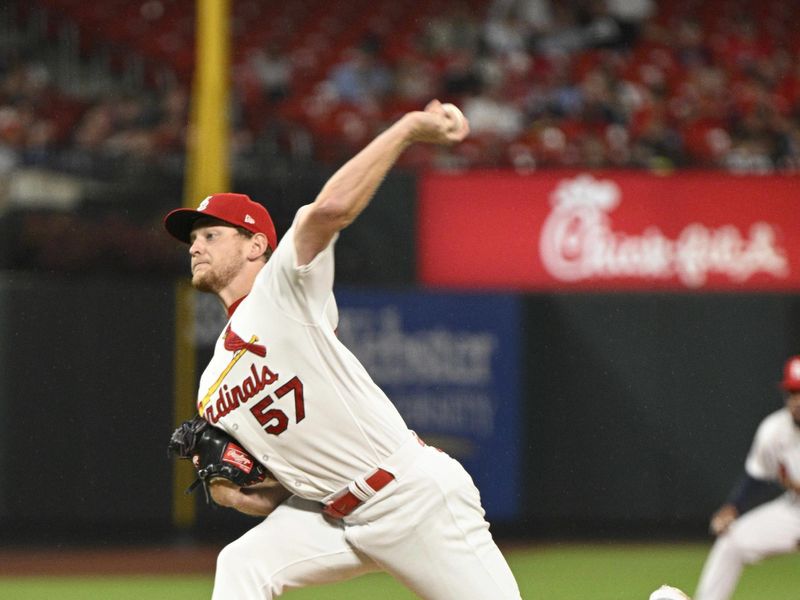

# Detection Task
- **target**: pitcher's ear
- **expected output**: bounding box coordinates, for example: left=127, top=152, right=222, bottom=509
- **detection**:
left=248, top=232, right=269, bottom=261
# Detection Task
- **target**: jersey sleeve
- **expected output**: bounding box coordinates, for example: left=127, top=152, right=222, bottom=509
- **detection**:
left=744, top=413, right=780, bottom=481
left=253, top=206, right=338, bottom=325
left=323, top=293, right=339, bottom=332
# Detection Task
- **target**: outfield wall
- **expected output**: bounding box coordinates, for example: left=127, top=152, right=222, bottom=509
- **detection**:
left=2, top=169, right=798, bottom=542
left=0, top=275, right=796, bottom=542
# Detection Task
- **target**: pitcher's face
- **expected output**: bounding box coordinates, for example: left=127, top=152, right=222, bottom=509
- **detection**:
left=189, top=222, right=249, bottom=294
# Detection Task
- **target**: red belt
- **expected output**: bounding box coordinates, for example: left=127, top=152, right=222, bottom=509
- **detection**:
left=323, top=468, right=395, bottom=519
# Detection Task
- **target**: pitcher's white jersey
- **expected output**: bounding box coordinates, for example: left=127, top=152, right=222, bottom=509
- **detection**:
left=745, top=407, right=800, bottom=488
left=196, top=211, right=411, bottom=501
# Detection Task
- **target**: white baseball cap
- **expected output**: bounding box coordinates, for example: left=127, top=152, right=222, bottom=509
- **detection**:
left=649, top=585, right=690, bottom=600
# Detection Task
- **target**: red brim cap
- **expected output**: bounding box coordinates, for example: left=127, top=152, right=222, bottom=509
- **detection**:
left=781, top=379, right=800, bottom=392
left=780, top=356, right=800, bottom=391
left=163, top=193, right=277, bottom=250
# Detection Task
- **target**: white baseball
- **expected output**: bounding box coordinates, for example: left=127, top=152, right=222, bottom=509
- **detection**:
left=649, top=585, right=691, bottom=600
left=441, top=103, right=465, bottom=132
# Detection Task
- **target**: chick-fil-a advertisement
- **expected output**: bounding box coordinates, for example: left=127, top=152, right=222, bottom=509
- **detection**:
left=419, top=171, right=800, bottom=291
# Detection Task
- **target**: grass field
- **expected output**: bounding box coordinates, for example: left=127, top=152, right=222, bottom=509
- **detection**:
left=1, top=542, right=797, bottom=599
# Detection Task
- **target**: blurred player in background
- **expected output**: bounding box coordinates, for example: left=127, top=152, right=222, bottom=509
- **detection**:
left=164, top=100, right=521, bottom=599
left=694, top=355, right=800, bottom=600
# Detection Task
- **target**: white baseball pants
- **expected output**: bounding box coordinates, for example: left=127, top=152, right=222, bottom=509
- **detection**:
left=694, top=494, right=800, bottom=600
left=212, top=439, right=521, bottom=599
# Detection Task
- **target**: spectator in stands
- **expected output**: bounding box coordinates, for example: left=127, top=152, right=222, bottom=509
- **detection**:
left=423, top=7, right=482, bottom=55
left=393, top=57, right=439, bottom=106
left=631, top=114, right=684, bottom=170
left=462, top=77, right=525, bottom=141
left=506, top=0, right=555, bottom=38
left=0, top=107, right=21, bottom=183
left=605, top=0, right=656, bottom=46
left=579, top=65, right=626, bottom=126
left=152, top=84, right=188, bottom=153
left=247, top=44, right=292, bottom=103
left=441, top=48, right=484, bottom=97
left=535, top=1, right=624, bottom=55
left=484, top=7, right=530, bottom=57
left=673, top=18, right=712, bottom=68
left=327, top=44, right=393, bottom=106
left=5, top=0, right=800, bottom=173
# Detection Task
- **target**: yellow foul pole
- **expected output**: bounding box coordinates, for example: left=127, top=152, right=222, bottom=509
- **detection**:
left=173, top=0, right=231, bottom=529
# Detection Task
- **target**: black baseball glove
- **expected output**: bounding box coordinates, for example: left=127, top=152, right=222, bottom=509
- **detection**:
left=168, top=416, right=268, bottom=504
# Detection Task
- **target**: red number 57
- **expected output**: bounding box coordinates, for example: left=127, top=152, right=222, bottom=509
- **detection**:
left=249, top=376, right=305, bottom=435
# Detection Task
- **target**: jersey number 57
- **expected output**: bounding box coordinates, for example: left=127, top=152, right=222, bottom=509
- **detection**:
left=249, top=376, right=305, bottom=435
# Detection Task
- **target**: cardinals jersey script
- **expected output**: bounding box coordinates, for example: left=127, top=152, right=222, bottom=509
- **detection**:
left=196, top=215, right=411, bottom=502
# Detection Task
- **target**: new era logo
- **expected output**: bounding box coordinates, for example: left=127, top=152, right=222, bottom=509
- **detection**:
left=244, top=214, right=255, bottom=224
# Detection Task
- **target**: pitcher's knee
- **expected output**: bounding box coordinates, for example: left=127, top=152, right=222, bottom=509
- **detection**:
left=216, top=541, right=269, bottom=597
left=217, top=538, right=249, bottom=571
left=216, top=538, right=288, bottom=598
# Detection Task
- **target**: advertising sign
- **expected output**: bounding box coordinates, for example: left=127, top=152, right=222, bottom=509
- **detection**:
left=419, top=171, right=800, bottom=291
left=336, top=289, right=522, bottom=520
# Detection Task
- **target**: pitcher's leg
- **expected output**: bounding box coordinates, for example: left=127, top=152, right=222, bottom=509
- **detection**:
left=345, top=448, right=521, bottom=600
left=213, top=496, right=378, bottom=600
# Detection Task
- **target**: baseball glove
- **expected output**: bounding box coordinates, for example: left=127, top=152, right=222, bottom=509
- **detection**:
left=168, top=416, right=268, bottom=504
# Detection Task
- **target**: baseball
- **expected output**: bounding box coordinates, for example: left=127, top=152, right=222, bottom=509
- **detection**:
left=649, top=585, right=691, bottom=600
left=441, top=102, right=465, bottom=132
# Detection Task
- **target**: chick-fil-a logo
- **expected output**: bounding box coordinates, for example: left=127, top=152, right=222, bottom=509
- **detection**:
left=539, top=174, right=788, bottom=288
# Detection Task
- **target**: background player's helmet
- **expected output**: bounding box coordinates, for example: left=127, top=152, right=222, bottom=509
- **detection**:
left=780, top=355, right=800, bottom=392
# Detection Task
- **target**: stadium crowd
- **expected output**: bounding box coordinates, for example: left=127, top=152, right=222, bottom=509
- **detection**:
left=1, top=0, right=800, bottom=175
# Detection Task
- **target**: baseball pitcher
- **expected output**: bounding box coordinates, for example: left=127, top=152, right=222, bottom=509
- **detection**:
left=165, top=100, right=521, bottom=599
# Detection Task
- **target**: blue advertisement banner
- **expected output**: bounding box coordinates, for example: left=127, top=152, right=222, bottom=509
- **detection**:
left=335, top=288, right=522, bottom=520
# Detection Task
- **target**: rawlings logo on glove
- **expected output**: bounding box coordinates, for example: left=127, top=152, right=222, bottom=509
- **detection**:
left=222, top=444, right=256, bottom=473
left=168, top=415, right=269, bottom=504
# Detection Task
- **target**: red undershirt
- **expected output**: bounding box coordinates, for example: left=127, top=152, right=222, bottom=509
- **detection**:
left=227, top=296, right=247, bottom=317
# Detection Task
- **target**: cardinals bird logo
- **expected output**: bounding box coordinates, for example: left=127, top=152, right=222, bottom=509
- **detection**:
left=224, top=325, right=266, bottom=357
left=197, top=326, right=271, bottom=415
